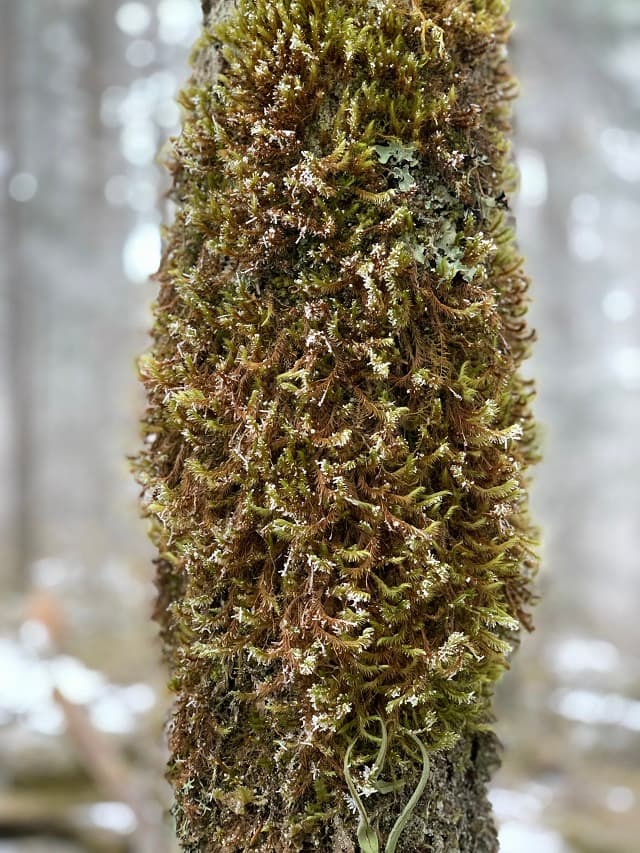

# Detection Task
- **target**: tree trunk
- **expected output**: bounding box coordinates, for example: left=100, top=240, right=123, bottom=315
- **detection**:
left=136, top=1, right=537, bottom=850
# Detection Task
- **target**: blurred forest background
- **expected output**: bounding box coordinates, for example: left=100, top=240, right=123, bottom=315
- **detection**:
left=0, top=0, right=639, bottom=851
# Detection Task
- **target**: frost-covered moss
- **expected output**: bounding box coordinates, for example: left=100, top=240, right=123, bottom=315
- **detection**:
left=134, top=1, right=538, bottom=850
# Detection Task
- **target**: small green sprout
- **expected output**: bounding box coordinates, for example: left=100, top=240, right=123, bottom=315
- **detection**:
left=344, top=718, right=431, bottom=853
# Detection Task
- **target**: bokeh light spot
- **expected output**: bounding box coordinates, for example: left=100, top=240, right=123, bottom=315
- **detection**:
left=158, top=0, right=202, bottom=45
left=116, top=2, right=152, bottom=37
left=126, top=39, right=156, bottom=68
left=601, top=126, right=640, bottom=181
left=517, top=148, right=548, bottom=207
left=120, top=122, right=157, bottom=166
left=602, top=288, right=635, bottom=322
left=8, top=172, right=38, bottom=202
left=105, top=174, right=130, bottom=206
left=610, top=346, right=640, bottom=390
left=606, top=787, right=635, bottom=813
left=568, top=226, right=604, bottom=262
left=85, top=802, right=137, bottom=834
left=499, top=823, right=567, bottom=853
left=570, top=192, right=601, bottom=224
left=123, top=222, right=161, bottom=282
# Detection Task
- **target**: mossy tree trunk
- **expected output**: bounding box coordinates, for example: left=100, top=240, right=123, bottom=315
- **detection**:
left=135, top=1, right=538, bottom=850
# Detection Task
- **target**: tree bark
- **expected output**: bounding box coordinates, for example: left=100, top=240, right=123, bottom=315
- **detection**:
left=136, top=1, right=537, bottom=849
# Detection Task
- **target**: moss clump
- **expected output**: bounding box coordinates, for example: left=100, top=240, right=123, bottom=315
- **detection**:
left=134, top=0, right=538, bottom=850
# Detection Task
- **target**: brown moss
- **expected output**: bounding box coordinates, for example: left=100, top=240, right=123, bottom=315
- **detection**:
left=134, top=1, right=538, bottom=849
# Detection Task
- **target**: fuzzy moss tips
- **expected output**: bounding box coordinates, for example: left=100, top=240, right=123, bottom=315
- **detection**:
left=134, top=0, right=538, bottom=849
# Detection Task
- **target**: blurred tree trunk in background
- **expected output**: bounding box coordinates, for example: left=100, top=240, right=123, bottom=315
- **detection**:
left=0, top=0, right=115, bottom=590
left=0, top=1, right=33, bottom=589
left=0, top=0, right=167, bottom=591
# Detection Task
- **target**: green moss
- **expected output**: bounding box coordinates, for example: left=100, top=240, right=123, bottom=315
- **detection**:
left=134, top=0, right=538, bottom=849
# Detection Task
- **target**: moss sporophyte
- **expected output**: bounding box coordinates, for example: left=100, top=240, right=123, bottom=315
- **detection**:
left=134, top=1, right=538, bottom=850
